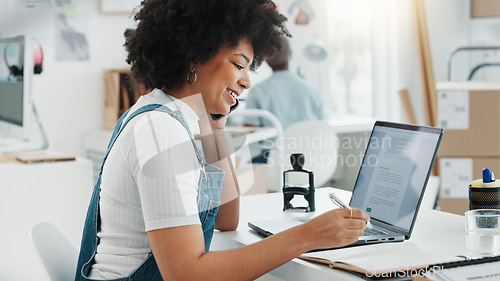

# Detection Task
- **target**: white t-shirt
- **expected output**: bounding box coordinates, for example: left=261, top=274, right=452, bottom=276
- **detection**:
left=89, top=89, right=203, bottom=279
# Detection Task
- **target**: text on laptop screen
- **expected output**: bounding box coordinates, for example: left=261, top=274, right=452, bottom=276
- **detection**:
left=349, top=124, right=441, bottom=232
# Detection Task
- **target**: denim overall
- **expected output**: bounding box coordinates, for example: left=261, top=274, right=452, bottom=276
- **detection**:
left=75, top=104, right=225, bottom=281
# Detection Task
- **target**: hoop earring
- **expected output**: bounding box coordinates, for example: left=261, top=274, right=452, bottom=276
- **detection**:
left=186, top=69, right=197, bottom=85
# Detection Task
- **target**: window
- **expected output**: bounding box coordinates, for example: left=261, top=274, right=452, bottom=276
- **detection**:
left=325, top=0, right=374, bottom=117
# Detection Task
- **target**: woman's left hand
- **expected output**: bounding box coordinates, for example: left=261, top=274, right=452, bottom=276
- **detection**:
left=198, top=114, right=227, bottom=136
left=208, top=100, right=238, bottom=130
left=209, top=114, right=228, bottom=130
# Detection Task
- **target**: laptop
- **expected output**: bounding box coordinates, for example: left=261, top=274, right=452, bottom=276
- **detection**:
left=248, top=121, right=443, bottom=248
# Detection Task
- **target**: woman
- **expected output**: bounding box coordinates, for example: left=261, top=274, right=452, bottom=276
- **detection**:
left=75, top=0, right=370, bottom=280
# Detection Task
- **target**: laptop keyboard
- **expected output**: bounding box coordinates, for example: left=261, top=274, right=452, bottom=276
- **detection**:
left=363, top=227, right=387, bottom=236
left=296, top=218, right=388, bottom=236
left=295, top=217, right=390, bottom=237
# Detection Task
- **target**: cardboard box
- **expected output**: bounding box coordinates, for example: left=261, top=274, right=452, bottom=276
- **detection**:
left=471, top=0, right=500, bottom=18
left=439, top=198, right=469, bottom=216
left=102, top=69, right=147, bottom=130
left=438, top=157, right=500, bottom=215
left=436, top=82, right=500, bottom=157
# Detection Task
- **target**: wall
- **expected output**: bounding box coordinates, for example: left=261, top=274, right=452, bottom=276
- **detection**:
left=414, top=0, right=468, bottom=124
left=395, top=0, right=468, bottom=125
left=467, top=5, right=500, bottom=82
left=425, top=0, right=469, bottom=83
left=1, top=0, right=133, bottom=156
left=0, top=0, right=478, bottom=155
left=1, top=0, right=326, bottom=157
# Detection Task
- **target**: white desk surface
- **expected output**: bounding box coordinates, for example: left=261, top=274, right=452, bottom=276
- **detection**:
left=211, top=187, right=466, bottom=281
left=327, top=115, right=376, bottom=134
left=231, top=114, right=376, bottom=139
left=0, top=158, right=94, bottom=281
left=86, top=115, right=376, bottom=146
left=226, top=127, right=279, bottom=145
left=87, top=127, right=281, bottom=146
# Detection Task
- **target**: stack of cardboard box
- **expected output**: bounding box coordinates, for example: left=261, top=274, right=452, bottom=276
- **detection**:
left=436, top=81, right=500, bottom=215
left=471, top=0, right=500, bottom=18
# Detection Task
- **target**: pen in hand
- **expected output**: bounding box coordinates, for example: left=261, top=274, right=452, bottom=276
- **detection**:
left=329, top=192, right=373, bottom=229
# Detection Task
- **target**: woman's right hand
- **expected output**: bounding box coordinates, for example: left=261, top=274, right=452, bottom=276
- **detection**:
left=300, top=208, right=370, bottom=250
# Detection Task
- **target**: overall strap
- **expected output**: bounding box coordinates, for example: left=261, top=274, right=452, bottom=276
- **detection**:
left=76, top=103, right=205, bottom=280
left=148, top=106, right=206, bottom=167
left=101, top=104, right=206, bottom=176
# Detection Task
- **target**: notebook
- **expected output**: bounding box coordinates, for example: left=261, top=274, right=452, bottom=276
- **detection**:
left=248, top=121, right=443, bottom=249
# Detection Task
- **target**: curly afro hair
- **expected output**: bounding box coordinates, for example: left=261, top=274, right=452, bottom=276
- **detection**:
left=124, top=0, right=290, bottom=91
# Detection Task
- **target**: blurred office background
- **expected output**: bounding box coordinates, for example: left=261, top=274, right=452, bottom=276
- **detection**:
left=2, top=1, right=500, bottom=280
left=0, top=0, right=488, bottom=157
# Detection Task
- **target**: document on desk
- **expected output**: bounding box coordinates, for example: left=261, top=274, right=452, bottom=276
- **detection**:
left=299, top=242, right=464, bottom=276
left=16, top=153, right=76, bottom=164
left=425, top=258, right=500, bottom=281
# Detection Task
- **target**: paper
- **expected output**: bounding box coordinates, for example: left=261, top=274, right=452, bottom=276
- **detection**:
left=55, top=11, right=90, bottom=61
left=300, top=241, right=463, bottom=275
left=426, top=259, right=500, bottom=281
left=16, top=153, right=75, bottom=164
left=437, top=91, right=469, bottom=130
left=63, top=3, right=76, bottom=17
left=439, top=158, right=472, bottom=199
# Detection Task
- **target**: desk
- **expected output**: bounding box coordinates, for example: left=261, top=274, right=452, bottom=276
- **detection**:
left=328, top=115, right=376, bottom=134
left=211, top=187, right=466, bottom=281
left=84, top=127, right=281, bottom=180
left=0, top=158, right=93, bottom=281
left=226, top=126, right=279, bottom=146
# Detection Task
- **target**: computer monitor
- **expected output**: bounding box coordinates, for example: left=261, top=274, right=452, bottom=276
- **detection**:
left=0, top=35, right=34, bottom=142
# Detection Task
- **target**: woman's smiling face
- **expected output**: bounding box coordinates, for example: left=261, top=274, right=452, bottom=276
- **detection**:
left=192, top=38, right=253, bottom=116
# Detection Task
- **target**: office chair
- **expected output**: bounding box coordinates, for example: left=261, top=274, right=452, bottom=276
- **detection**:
left=228, top=109, right=285, bottom=192
left=281, top=120, right=338, bottom=188
left=30, top=222, right=78, bottom=281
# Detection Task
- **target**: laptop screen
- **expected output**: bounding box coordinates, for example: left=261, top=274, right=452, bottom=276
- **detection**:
left=349, top=121, right=442, bottom=233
